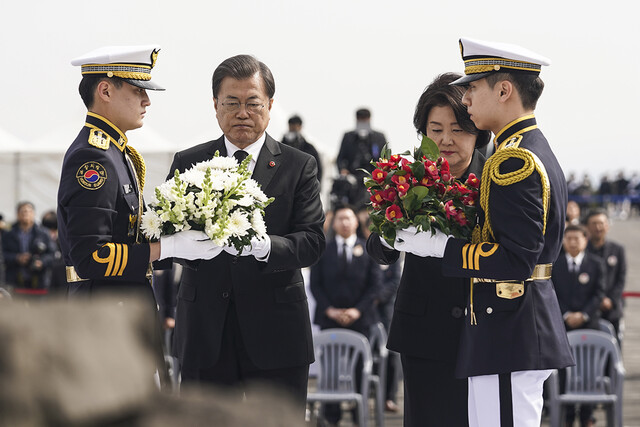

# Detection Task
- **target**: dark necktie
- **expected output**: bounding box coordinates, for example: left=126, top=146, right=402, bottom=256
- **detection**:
left=340, top=242, right=349, bottom=271
left=570, top=259, right=578, bottom=273
left=233, top=150, right=249, bottom=163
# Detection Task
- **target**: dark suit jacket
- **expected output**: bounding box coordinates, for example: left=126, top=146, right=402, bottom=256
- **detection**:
left=170, top=134, right=325, bottom=372
left=336, top=129, right=387, bottom=175
left=2, top=223, right=56, bottom=290
left=552, top=250, right=605, bottom=329
left=310, top=237, right=383, bottom=334
left=587, top=240, right=626, bottom=321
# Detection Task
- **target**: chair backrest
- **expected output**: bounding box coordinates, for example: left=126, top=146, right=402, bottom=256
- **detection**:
left=313, top=329, right=373, bottom=393
left=565, top=329, right=623, bottom=394
left=598, top=318, right=616, bottom=337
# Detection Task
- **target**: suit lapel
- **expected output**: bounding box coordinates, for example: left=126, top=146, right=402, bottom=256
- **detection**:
left=252, top=134, right=281, bottom=190
left=208, top=136, right=227, bottom=158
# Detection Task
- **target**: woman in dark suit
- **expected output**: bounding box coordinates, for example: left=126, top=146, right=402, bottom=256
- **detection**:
left=367, top=73, right=490, bottom=426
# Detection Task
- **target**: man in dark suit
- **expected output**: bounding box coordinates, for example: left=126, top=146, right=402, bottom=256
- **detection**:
left=167, top=55, right=325, bottom=414
left=310, top=204, right=383, bottom=334
left=2, top=201, right=56, bottom=298
left=585, top=208, right=627, bottom=346
left=553, top=224, right=605, bottom=331
left=310, top=203, right=383, bottom=425
left=336, top=108, right=387, bottom=208
left=552, top=224, right=605, bottom=427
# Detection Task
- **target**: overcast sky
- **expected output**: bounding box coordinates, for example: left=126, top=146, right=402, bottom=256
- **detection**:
left=1, top=0, right=638, bottom=186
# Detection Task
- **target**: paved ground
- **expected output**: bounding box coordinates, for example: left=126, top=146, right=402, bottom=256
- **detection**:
left=311, top=217, right=640, bottom=427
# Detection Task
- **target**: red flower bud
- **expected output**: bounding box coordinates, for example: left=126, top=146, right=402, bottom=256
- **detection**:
left=391, top=174, right=409, bottom=186
left=372, top=168, right=388, bottom=183
left=385, top=204, right=403, bottom=221
left=466, top=173, right=480, bottom=189
left=382, top=188, right=398, bottom=202
left=396, top=183, right=410, bottom=195
left=370, top=191, right=385, bottom=205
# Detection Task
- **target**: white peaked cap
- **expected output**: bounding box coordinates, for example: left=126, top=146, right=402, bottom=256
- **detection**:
left=451, top=37, right=550, bottom=86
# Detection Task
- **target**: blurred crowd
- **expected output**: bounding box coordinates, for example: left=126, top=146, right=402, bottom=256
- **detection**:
left=566, top=171, right=640, bottom=220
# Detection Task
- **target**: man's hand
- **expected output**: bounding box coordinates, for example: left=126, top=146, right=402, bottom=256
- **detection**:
left=223, top=235, right=271, bottom=262
left=565, top=312, right=586, bottom=329
left=394, top=226, right=451, bottom=258
left=600, top=297, right=613, bottom=312
left=159, top=230, right=223, bottom=261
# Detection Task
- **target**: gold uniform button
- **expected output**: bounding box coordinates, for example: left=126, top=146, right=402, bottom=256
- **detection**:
left=107, top=71, right=114, bottom=77
left=486, top=307, right=493, bottom=314
left=494, top=65, right=501, bottom=71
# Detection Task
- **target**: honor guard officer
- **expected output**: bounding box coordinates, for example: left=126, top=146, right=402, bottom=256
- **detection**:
left=389, top=38, right=574, bottom=427
left=58, top=45, right=222, bottom=299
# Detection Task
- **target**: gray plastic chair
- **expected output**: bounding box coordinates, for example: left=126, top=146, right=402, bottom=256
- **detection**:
left=307, top=329, right=373, bottom=427
left=598, top=318, right=616, bottom=338
left=368, top=322, right=388, bottom=427
left=547, top=329, right=625, bottom=427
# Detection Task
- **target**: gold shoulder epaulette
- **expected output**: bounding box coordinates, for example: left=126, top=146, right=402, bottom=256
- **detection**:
left=497, top=135, right=523, bottom=150
left=88, top=128, right=110, bottom=150
left=478, top=146, right=551, bottom=241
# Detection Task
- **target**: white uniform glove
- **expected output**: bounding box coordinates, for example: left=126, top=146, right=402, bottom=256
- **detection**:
left=394, top=226, right=451, bottom=258
left=379, top=235, right=394, bottom=250
left=159, top=230, right=223, bottom=261
left=223, top=235, right=271, bottom=262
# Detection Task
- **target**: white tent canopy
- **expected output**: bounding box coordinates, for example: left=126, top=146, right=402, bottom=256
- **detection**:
left=0, top=125, right=179, bottom=224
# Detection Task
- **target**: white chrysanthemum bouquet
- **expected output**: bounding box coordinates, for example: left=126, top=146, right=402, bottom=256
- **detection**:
left=141, top=151, right=274, bottom=252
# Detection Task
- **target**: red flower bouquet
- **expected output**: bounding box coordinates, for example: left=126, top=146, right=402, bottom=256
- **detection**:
left=364, top=136, right=480, bottom=246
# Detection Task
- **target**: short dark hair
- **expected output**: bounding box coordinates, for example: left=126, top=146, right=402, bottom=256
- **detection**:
left=16, top=201, right=34, bottom=212
left=332, top=203, right=357, bottom=217
left=78, top=75, right=123, bottom=109
left=356, top=108, right=371, bottom=120
left=485, top=72, right=544, bottom=111
left=414, top=73, right=490, bottom=149
left=41, top=210, right=58, bottom=230
left=211, top=55, right=275, bottom=99
left=564, top=223, right=587, bottom=237
left=584, top=207, right=609, bottom=224
left=288, top=115, right=302, bottom=126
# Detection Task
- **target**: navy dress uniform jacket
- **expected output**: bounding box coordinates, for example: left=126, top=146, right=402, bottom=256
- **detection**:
left=310, top=237, right=383, bottom=334
left=552, top=250, right=605, bottom=329
left=441, top=115, right=574, bottom=378
left=57, top=113, right=151, bottom=294
left=587, top=240, right=626, bottom=322
left=168, top=134, right=325, bottom=372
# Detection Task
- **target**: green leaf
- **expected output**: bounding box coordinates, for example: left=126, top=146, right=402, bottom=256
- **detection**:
left=408, top=185, right=430, bottom=201
left=420, top=135, right=440, bottom=161
left=381, top=143, right=392, bottom=160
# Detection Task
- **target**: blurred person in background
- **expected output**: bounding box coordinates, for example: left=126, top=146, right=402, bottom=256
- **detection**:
left=336, top=108, right=388, bottom=208
left=282, top=115, right=323, bottom=186
left=41, top=210, right=67, bottom=296
left=585, top=208, right=627, bottom=347
left=2, top=201, right=56, bottom=299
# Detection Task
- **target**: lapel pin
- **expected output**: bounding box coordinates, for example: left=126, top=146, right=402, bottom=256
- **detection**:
left=268, top=161, right=276, bottom=168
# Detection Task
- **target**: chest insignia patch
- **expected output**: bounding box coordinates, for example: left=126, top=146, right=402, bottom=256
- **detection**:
left=76, top=161, right=107, bottom=190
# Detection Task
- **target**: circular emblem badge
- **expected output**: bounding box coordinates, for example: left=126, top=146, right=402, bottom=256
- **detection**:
left=608, top=255, right=618, bottom=267
left=578, top=272, right=590, bottom=285
left=76, top=162, right=107, bottom=190
left=353, top=244, right=364, bottom=257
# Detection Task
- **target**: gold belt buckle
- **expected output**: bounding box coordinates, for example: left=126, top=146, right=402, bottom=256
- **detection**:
left=496, top=282, right=524, bottom=299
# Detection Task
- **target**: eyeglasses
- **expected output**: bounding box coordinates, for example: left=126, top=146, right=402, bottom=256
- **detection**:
left=219, top=100, right=266, bottom=114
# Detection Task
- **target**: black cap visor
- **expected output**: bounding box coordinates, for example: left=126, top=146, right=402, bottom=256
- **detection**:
left=449, top=71, right=493, bottom=86
left=124, top=78, right=165, bottom=91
